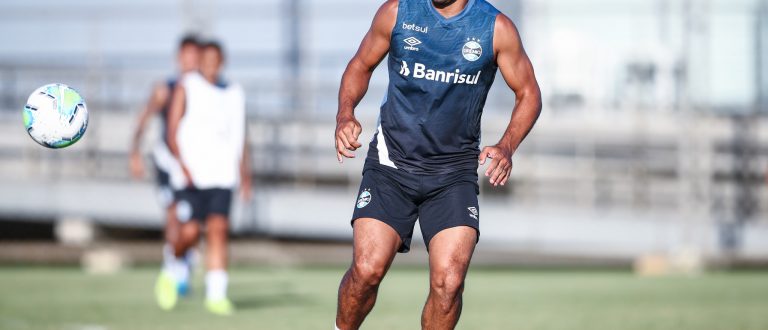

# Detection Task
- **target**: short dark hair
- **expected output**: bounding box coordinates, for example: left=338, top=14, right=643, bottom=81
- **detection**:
left=201, top=40, right=225, bottom=59
left=178, top=34, right=200, bottom=49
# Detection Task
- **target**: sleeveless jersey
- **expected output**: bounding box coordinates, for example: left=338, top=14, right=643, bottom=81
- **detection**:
left=366, top=0, right=500, bottom=174
left=175, top=72, right=246, bottom=189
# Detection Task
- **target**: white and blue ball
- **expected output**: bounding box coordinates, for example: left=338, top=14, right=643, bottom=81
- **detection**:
left=23, top=83, right=88, bottom=149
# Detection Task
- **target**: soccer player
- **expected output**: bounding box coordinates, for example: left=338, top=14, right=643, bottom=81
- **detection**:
left=157, top=40, right=251, bottom=316
left=129, top=35, right=200, bottom=297
left=334, top=0, right=541, bottom=329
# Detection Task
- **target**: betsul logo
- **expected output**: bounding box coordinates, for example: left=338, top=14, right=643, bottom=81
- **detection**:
left=462, top=39, right=482, bottom=61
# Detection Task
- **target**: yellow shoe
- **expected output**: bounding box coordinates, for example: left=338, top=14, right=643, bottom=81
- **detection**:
left=154, top=271, right=178, bottom=311
left=205, top=298, right=235, bottom=316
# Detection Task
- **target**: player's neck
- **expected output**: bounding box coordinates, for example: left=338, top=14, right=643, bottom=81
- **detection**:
left=431, top=0, right=468, bottom=18
left=203, top=73, right=218, bottom=84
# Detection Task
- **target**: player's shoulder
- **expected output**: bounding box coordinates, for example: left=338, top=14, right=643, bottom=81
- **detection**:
left=492, top=13, right=522, bottom=56
left=492, top=9, right=521, bottom=42
left=369, top=0, right=399, bottom=37
left=226, top=81, right=244, bottom=95
left=494, top=13, right=517, bottom=33
left=178, top=71, right=205, bottom=90
left=375, top=0, right=399, bottom=19
left=150, top=79, right=173, bottom=103
left=475, top=0, right=502, bottom=16
left=381, top=0, right=399, bottom=11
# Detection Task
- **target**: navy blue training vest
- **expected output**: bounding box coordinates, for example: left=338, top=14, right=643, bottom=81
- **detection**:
left=366, top=0, right=500, bottom=175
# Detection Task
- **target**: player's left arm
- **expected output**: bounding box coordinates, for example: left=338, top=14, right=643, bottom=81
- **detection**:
left=129, top=83, right=169, bottom=179
left=479, top=14, right=542, bottom=187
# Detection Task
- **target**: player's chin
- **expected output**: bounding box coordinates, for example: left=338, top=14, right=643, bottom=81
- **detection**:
left=432, top=0, right=457, bottom=7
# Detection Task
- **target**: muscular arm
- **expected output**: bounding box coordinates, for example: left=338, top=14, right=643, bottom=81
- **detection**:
left=335, top=0, right=398, bottom=162
left=129, top=83, right=169, bottom=178
left=479, top=14, right=542, bottom=186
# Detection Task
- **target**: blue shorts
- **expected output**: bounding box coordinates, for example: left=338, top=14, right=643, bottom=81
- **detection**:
left=351, top=162, right=480, bottom=253
left=174, top=188, right=232, bottom=223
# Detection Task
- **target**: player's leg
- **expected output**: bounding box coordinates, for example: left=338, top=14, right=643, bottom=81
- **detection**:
left=202, top=189, right=234, bottom=316
left=337, top=167, right=419, bottom=329
left=155, top=155, right=195, bottom=295
left=174, top=220, right=201, bottom=256
left=421, top=226, right=477, bottom=330
left=156, top=166, right=184, bottom=284
left=156, top=219, right=200, bottom=310
left=418, top=177, right=480, bottom=329
left=162, top=203, right=180, bottom=255
left=163, top=199, right=195, bottom=296
left=204, top=213, right=233, bottom=315
left=336, top=218, right=400, bottom=330
left=156, top=189, right=201, bottom=310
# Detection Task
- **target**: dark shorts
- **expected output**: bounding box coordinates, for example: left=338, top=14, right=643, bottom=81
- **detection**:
left=153, top=163, right=174, bottom=208
left=351, top=162, right=480, bottom=253
left=174, top=188, right=233, bottom=223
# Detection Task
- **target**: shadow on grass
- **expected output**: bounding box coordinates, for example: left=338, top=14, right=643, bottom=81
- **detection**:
left=232, top=291, right=317, bottom=310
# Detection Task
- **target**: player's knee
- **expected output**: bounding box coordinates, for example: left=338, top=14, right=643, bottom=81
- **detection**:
left=206, top=217, right=228, bottom=235
left=351, top=258, right=387, bottom=287
left=430, top=270, right=465, bottom=301
left=182, top=223, right=200, bottom=238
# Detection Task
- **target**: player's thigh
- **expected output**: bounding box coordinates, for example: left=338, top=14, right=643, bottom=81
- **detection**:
left=178, top=221, right=201, bottom=247
left=351, top=218, right=401, bottom=273
left=427, top=226, right=477, bottom=283
left=205, top=214, right=229, bottom=238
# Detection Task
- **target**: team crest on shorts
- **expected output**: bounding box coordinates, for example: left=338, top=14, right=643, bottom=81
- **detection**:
left=357, top=189, right=372, bottom=209
left=176, top=200, right=192, bottom=223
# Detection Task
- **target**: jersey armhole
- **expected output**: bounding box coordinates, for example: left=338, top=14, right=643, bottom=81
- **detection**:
left=491, top=13, right=501, bottom=63
left=388, top=0, right=404, bottom=47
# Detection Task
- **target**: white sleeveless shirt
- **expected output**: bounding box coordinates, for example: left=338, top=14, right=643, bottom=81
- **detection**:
left=173, top=72, right=245, bottom=190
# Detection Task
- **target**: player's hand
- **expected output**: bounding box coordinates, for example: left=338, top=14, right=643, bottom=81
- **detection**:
left=335, top=114, right=363, bottom=163
left=129, top=151, right=145, bottom=180
left=478, top=145, right=513, bottom=187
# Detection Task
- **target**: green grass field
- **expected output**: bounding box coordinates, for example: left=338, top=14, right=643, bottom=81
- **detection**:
left=0, top=266, right=766, bottom=330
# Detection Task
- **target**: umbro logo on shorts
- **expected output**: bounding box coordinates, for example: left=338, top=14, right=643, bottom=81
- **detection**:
left=467, top=207, right=479, bottom=220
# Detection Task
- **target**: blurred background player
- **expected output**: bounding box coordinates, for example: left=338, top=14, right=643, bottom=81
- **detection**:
left=158, top=40, right=251, bottom=316
left=130, top=35, right=201, bottom=297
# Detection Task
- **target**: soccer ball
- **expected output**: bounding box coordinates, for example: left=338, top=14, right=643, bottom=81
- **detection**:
left=23, top=83, right=89, bottom=148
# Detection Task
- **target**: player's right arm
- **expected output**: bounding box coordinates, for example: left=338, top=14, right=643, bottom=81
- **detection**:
left=166, top=83, right=193, bottom=187
left=129, top=83, right=169, bottom=179
left=335, top=0, right=398, bottom=163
